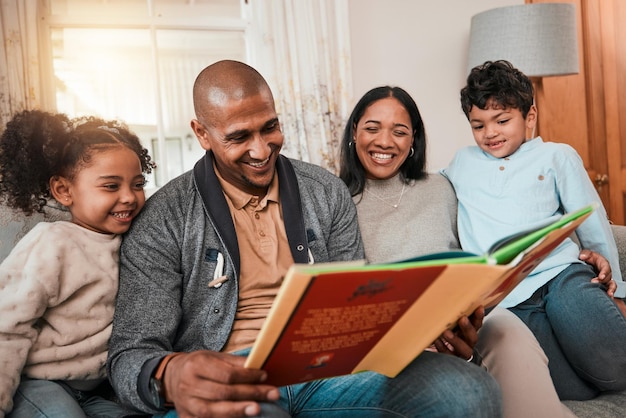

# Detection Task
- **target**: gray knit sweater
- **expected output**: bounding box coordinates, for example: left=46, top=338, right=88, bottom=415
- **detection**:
left=107, top=153, right=364, bottom=413
left=354, top=173, right=459, bottom=264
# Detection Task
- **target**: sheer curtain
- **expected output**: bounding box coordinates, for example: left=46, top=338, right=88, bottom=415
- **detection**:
left=0, top=0, right=41, bottom=128
left=0, top=0, right=66, bottom=263
left=247, top=0, right=352, bottom=173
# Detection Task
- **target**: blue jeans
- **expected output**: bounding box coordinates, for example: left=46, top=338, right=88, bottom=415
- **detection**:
left=510, top=263, right=626, bottom=400
left=156, top=350, right=502, bottom=417
left=8, top=379, right=137, bottom=418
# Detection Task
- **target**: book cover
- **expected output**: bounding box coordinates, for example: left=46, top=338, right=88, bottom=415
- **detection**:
left=245, top=204, right=594, bottom=386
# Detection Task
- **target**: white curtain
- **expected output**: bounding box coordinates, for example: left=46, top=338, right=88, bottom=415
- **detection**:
left=0, top=0, right=41, bottom=128
left=248, top=0, right=352, bottom=174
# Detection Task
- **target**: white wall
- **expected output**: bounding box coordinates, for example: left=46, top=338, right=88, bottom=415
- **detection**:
left=348, top=0, right=522, bottom=171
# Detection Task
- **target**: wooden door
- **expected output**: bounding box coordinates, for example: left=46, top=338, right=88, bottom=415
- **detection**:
left=530, top=0, right=626, bottom=225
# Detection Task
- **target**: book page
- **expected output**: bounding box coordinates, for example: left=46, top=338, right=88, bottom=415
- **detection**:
left=354, top=263, right=506, bottom=376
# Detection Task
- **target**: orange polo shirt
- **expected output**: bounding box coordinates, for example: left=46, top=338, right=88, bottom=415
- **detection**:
left=215, top=167, right=294, bottom=353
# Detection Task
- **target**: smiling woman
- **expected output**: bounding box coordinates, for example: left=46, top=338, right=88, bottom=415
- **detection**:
left=354, top=97, right=415, bottom=181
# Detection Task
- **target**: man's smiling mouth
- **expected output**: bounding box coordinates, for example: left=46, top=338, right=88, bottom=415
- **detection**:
left=248, top=157, right=270, bottom=168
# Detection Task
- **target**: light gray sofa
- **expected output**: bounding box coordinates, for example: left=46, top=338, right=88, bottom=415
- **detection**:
left=0, top=202, right=70, bottom=261
left=0, top=204, right=625, bottom=416
left=562, top=224, right=626, bottom=417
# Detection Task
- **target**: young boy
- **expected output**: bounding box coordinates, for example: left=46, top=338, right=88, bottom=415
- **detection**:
left=442, top=60, right=626, bottom=401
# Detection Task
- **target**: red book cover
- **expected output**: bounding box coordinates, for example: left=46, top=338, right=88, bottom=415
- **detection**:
left=258, top=265, right=445, bottom=386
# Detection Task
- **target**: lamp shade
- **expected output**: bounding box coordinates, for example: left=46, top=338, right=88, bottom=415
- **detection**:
left=467, top=3, right=579, bottom=77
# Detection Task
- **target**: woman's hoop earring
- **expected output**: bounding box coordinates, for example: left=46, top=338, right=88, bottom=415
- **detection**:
left=408, top=147, right=414, bottom=158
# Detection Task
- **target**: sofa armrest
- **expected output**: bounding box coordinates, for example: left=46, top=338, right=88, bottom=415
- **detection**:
left=611, top=225, right=626, bottom=275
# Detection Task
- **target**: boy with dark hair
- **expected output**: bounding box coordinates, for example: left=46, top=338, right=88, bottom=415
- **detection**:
left=442, top=60, right=626, bottom=401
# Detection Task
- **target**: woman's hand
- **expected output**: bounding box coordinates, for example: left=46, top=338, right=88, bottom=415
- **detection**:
left=433, top=306, right=484, bottom=363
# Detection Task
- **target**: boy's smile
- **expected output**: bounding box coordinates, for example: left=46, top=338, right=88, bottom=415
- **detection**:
left=468, top=101, right=537, bottom=159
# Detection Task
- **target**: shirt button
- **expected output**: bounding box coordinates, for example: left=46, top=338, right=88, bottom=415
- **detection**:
left=213, top=308, right=220, bottom=313
left=297, top=245, right=304, bottom=251
left=259, top=231, right=265, bottom=237
left=538, top=175, right=544, bottom=181
left=499, top=166, right=505, bottom=171
left=255, top=213, right=260, bottom=219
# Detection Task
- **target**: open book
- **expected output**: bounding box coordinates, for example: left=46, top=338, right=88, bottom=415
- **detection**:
left=244, top=204, right=595, bottom=386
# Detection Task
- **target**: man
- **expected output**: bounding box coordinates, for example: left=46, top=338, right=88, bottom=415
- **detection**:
left=107, top=60, right=502, bottom=417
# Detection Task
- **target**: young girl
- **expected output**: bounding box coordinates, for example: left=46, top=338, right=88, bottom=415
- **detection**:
left=0, top=110, right=154, bottom=417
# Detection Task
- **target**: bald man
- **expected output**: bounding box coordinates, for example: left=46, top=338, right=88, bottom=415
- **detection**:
left=107, top=60, right=502, bottom=418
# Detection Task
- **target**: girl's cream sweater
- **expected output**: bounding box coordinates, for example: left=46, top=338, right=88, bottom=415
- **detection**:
left=0, top=221, right=120, bottom=415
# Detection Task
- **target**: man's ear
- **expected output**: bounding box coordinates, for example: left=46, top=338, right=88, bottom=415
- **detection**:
left=190, top=119, right=211, bottom=151
left=49, top=176, right=72, bottom=207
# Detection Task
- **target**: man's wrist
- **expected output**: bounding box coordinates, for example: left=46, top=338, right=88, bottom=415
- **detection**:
left=150, top=352, right=184, bottom=409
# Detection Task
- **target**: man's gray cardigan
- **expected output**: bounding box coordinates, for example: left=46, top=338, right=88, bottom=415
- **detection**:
left=106, top=152, right=364, bottom=413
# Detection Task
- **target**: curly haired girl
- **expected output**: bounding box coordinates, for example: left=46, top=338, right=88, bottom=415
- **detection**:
left=0, top=110, right=154, bottom=417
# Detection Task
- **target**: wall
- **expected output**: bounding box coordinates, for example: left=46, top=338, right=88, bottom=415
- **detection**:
left=348, top=0, right=522, bottom=171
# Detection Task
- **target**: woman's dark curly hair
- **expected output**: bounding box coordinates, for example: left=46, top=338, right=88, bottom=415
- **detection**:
left=339, top=86, right=427, bottom=197
left=0, top=110, right=155, bottom=214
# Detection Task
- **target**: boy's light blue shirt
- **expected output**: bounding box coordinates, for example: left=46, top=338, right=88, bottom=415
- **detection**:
left=442, top=137, right=622, bottom=308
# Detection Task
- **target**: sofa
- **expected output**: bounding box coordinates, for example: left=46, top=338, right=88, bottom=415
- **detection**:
left=0, top=203, right=625, bottom=417
left=0, top=202, right=71, bottom=261
left=562, top=223, right=626, bottom=417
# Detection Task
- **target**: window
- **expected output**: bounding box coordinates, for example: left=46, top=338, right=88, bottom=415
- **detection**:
left=44, top=0, right=248, bottom=192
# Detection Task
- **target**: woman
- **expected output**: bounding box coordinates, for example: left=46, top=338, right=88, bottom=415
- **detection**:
left=338, top=86, right=606, bottom=417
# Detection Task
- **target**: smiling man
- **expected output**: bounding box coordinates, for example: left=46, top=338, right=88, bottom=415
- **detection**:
left=107, top=60, right=502, bottom=418
left=190, top=65, right=283, bottom=198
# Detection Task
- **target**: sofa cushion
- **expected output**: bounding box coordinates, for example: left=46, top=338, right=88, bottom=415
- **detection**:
left=0, top=202, right=70, bottom=262
left=612, top=224, right=626, bottom=274
left=561, top=224, right=626, bottom=417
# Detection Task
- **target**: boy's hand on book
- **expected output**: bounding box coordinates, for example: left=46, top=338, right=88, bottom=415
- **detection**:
left=163, top=350, right=280, bottom=418
left=433, top=306, right=485, bottom=361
